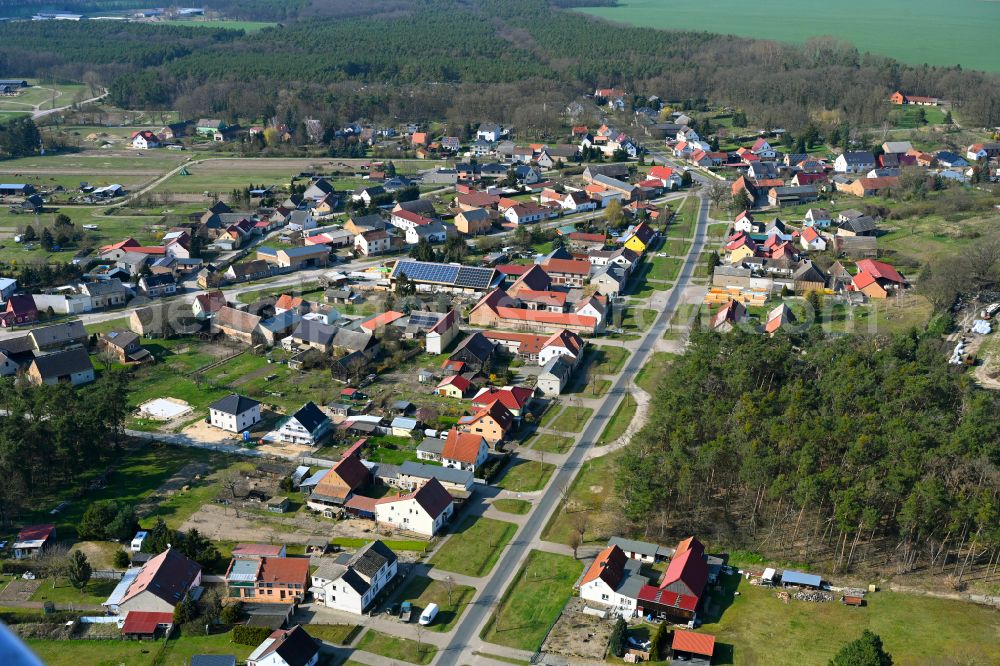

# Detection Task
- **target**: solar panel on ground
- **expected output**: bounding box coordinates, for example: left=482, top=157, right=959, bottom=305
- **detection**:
left=455, top=265, right=495, bottom=289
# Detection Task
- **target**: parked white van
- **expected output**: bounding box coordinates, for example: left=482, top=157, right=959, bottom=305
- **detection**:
left=418, top=603, right=439, bottom=626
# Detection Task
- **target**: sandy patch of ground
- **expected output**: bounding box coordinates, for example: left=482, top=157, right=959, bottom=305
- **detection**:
left=138, top=397, right=193, bottom=420
left=179, top=502, right=379, bottom=545
left=181, top=419, right=239, bottom=445
left=542, top=597, right=614, bottom=661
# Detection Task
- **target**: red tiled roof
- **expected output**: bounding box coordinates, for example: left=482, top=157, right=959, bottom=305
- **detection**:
left=345, top=494, right=378, bottom=513
left=494, top=306, right=597, bottom=329
left=232, top=544, right=284, bottom=558
left=459, top=400, right=514, bottom=431
left=852, top=270, right=878, bottom=290
left=483, top=331, right=548, bottom=355
left=438, top=375, right=472, bottom=392
left=121, top=611, right=173, bottom=635
left=471, top=386, right=534, bottom=411
left=362, top=310, right=405, bottom=330
left=567, top=232, right=606, bottom=243
left=637, top=584, right=699, bottom=611
left=542, top=258, right=591, bottom=275
left=441, top=430, right=486, bottom=464
left=672, top=630, right=716, bottom=656
left=393, top=209, right=434, bottom=226
left=275, top=294, right=304, bottom=311
left=195, top=291, right=226, bottom=313
left=17, top=524, right=55, bottom=542
left=119, top=548, right=200, bottom=607
left=429, top=310, right=458, bottom=335
left=517, top=289, right=568, bottom=307
left=856, top=259, right=905, bottom=284
left=659, top=547, right=708, bottom=598
left=130, top=246, right=167, bottom=255
left=543, top=329, right=583, bottom=355
left=258, top=557, right=309, bottom=585
left=496, top=264, right=531, bottom=276
left=648, top=165, right=675, bottom=181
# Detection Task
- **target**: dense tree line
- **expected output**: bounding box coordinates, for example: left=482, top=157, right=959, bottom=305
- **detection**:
left=618, top=328, right=1000, bottom=583
left=0, top=372, right=129, bottom=526
left=0, top=117, right=41, bottom=159
left=2, top=0, right=999, bottom=131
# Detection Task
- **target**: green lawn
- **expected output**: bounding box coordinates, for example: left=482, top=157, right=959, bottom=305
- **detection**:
left=393, top=575, right=476, bottom=632
left=429, top=516, right=517, bottom=577
left=493, top=499, right=532, bottom=515
left=621, top=307, right=658, bottom=332
left=529, top=433, right=575, bottom=454
left=480, top=550, right=583, bottom=652
left=495, top=460, right=555, bottom=493
left=29, top=577, right=119, bottom=606
left=542, top=451, right=622, bottom=546
left=597, top=393, right=637, bottom=445
left=538, top=405, right=563, bottom=428
left=587, top=345, right=631, bottom=374
left=329, top=537, right=430, bottom=552
left=697, top=573, right=1000, bottom=665
left=356, top=629, right=437, bottom=665
left=549, top=406, right=593, bottom=433
left=634, top=352, right=677, bottom=394
left=306, top=623, right=361, bottom=645
left=19, top=445, right=225, bottom=540
left=647, top=256, right=683, bottom=282
left=666, top=196, right=698, bottom=238
left=27, top=630, right=253, bottom=666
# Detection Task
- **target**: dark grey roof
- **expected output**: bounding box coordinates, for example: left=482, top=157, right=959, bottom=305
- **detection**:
left=841, top=216, right=877, bottom=234
left=29, top=320, right=86, bottom=348
left=31, top=347, right=93, bottom=378
left=332, top=327, right=374, bottom=353
left=348, top=214, right=385, bottom=230
left=398, top=460, right=473, bottom=487
left=417, top=437, right=445, bottom=456
left=269, top=626, right=319, bottom=666
left=841, top=151, right=875, bottom=164
left=349, top=540, right=396, bottom=578
left=101, top=329, right=139, bottom=349
left=82, top=279, right=128, bottom=296
left=451, top=332, right=495, bottom=364
left=209, top=393, right=261, bottom=416
left=292, top=319, right=337, bottom=346
left=291, top=402, right=328, bottom=435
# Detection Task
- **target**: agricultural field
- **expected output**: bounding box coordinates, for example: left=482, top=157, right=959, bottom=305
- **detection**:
left=0, top=81, right=89, bottom=114
left=577, top=0, right=1000, bottom=72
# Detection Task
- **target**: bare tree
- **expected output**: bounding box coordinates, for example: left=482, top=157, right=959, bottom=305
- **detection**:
left=442, top=575, right=455, bottom=607
left=569, top=530, right=582, bottom=559
left=37, top=543, right=70, bottom=588
left=705, top=180, right=729, bottom=210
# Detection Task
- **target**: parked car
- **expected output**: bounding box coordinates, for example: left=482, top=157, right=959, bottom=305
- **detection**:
left=388, top=602, right=400, bottom=617
left=400, top=601, right=413, bottom=622
left=418, top=603, right=439, bottom=626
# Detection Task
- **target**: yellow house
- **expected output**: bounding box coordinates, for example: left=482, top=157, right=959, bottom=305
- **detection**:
left=437, top=375, right=471, bottom=399
left=723, top=235, right=759, bottom=264
left=623, top=222, right=655, bottom=255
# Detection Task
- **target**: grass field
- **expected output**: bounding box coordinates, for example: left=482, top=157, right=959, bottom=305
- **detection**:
left=0, top=82, right=88, bottom=113
left=356, top=629, right=436, bottom=665
left=480, top=550, right=582, bottom=652
left=529, top=433, right=575, bottom=454
left=542, top=451, right=621, bottom=546
left=430, top=516, right=517, bottom=577
left=305, top=623, right=361, bottom=645
left=578, top=0, right=1000, bottom=72
left=696, top=573, right=1000, bottom=664
left=587, top=345, right=631, bottom=374
left=647, top=256, right=683, bottom=282
left=635, top=351, right=677, bottom=394
left=596, top=393, right=637, bottom=445
left=549, top=406, right=593, bottom=433
left=496, top=460, right=555, bottom=493
left=27, top=630, right=253, bottom=666
left=493, top=498, right=532, bottom=515
left=393, top=575, right=476, bottom=632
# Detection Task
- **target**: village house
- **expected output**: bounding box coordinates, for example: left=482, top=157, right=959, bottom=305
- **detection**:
left=104, top=548, right=202, bottom=615
left=275, top=402, right=331, bottom=446
left=470, top=385, right=534, bottom=420
left=536, top=355, right=574, bottom=397
left=454, top=207, right=493, bottom=235
left=208, top=394, right=262, bottom=433
left=225, top=556, right=309, bottom=605
left=98, top=329, right=151, bottom=364
left=213, top=306, right=264, bottom=346
left=12, top=524, right=56, bottom=559
left=436, top=374, right=472, bottom=399
left=307, top=453, right=370, bottom=511
left=416, top=430, right=489, bottom=472
left=374, top=477, right=455, bottom=537
left=354, top=229, right=392, bottom=256
left=852, top=258, right=908, bottom=299
left=834, top=151, right=877, bottom=174
left=456, top=400, right=514, bottom=446
left=636, top=537, right=710, bottom=624
left=27, top=347, right=95, bottom=386
left=310, top=541, right=398, bottom=615
left=424, top=310, right=461, bottom=354
left=246, top=625, right=319, bottom=666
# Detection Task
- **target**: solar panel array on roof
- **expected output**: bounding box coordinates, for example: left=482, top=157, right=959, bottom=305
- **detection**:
left=408, top=312, right=442, bottom=329
left=455, top=265, right=495, bottom=289
left=393, top=260, right=460, bottom=284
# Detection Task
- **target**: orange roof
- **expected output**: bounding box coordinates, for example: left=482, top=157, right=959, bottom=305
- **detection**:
left=483, top=331, right=548, bottom=355
left=672, top=630, right=716, bottom=657
left=471, top=386, right=534, bottom=411
left=441, top=430, right=486, bottom=464
left=852, top=270, right=878, bottom=290
left=856, top=259, right=905, bottom=283
left=648, top=165, right=675, bottom=180
left=258, top=557, right=309, bottom=585
left=362, top=310, right=405, bottom=330
left=494, top=306, right=597, bottom=329
left=581, top=545, right=628, bottom=587
left=542, top=258, right=591, bottom=275
left=517, top=289, right=568, bottom=307
left=275, top=294, right=304, bottom=311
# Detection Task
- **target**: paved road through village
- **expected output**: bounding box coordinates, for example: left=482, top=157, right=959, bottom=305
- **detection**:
left=435, top=190, right=710, bottom=665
